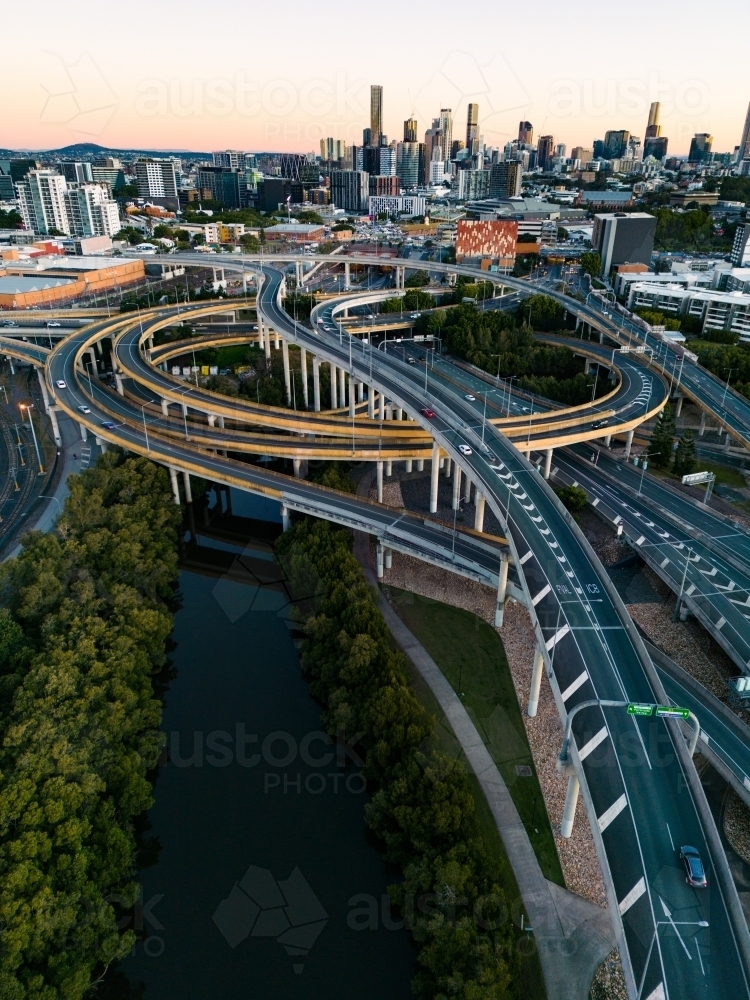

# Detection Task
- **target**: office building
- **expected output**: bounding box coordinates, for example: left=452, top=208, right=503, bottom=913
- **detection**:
left=92, top=157, right=126, bottom=192
left=256, top=178, right=293, bottom=213
left=424, top=122, right=443, bottom=166
left=63, top=183, right=121, bottom=238
left=601, top=130, right=630, bottom=159
left=489, top=161, right=522, bottom=199
left=455, top=219, right=518, bottom=266
left=58, top=162, right=93, bottom=185
left=134, top=159, right=178, bottom=208
left=571, top=146, right=593, bottom=164
left=197, top=167, right=246, bottom=208
left=331, top=171, right=369, bottom=213
left=592, top=212, right=656, bottom=276
left=730, top=224, right=750, bottom=267
left=16, top=170, right=71, bottom=235
left=213, top=150, right=247, bottom=171
left=371, top=85, right=383, bottom=146
left=379, top=146, right=397, bottom=176
left=396, top=142, right=422, bottom=188
left=740, top=103, right=750, bottom=162
left=320, top=138, right=346, bottom=161
left=644, top=136, right=668, bottom=161
left=555, top=144, right=566, bottom=159
left=518, top=121, right=533, bottom=144
left=368, top=194, right=425, bottom=218
left=466, top=103, right=479, bottom=153
left=645, top=102, right=661, bottom=140
left=688, top=133, right=713, bottom=163
left=457, top=169, right=490, bottom=201
left=403, top=118, right=418, bottom=143
left=438, top=109, right=453, bottom=160
left=369, top=175, right=399, bottom=196
left=537, top=135, right=554, bottom=171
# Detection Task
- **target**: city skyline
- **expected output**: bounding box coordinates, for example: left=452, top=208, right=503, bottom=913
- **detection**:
left=1, top=0, right=748, bottom=155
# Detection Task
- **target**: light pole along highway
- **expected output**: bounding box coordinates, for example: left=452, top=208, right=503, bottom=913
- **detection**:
left=38, top=257, right=750, bottom=1000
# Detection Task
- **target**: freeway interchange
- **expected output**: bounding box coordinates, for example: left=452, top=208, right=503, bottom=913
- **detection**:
left=4, top=251, right=750, bottom=999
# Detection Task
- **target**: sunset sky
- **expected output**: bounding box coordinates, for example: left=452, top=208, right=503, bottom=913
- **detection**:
left=2, top=0, right=748, bottom=156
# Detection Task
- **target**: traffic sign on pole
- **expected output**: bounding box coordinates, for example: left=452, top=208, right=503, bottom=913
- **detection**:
left=656, top=705, right=691, bottom=720
left=627, top=703, right=654, bottom=716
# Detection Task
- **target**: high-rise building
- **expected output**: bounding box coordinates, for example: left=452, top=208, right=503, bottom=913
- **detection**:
left=379, top=147, right=397, bottom=176
left=537, top=135, right=555, bottom=171
left=466, top=103, right=479, bottom=153
left=64, top=183, right=121, bottom=237
left=320, top=138, right=346, bottom=161
left=738, top=104, right=750, bottom=162
left=643, top=136, right=668, bottom=161
left=518, top=121, right=533, bottom=144
left=370, top=85, right=383, bottom=146
left=404, top=118, right=418, bottom=143
left=688, top=133, right=713, bottom=163
left=730, top=224, right=750, bottom=267
left=213, top=150, right=247, bottom=171
left=645, top=102, right=661, bottom=139
left=489, top=161, right=522, bottom=198
left=603, top=130, right=630, bottom=159
left=16, top=170, right=70, bottom=234
left=555, top=144, right=567, bottom=159
left=331, top=170, right=369, bottom=213
left=396, top=142, right=422, bottom=188
left=439, top=109, right=453, bottom=160
left=369, top=175, right=399, bottom=196
left=197, top=167, right=247, bottom=208
left=134, top=159, right=178, bottom=207
left=592, top=212, right=656, bottom=276
left=57, top=161, right=93, bottom=184
left=423, top=122, right=444, bottom=180
left=571, top=146, right=593, bottom=163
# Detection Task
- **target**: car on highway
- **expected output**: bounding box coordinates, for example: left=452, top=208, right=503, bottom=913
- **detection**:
left=46, top=321, right=61, bottom=328
left=407, top=357, right=416, bottom=364
left=55, top=380, right=67, bottom=389
left=3, top=320, right=18, bottom=327
left=465, top=393, right=476, bottom=401
left=101, top=421, right=116, bottom=430
left=77, top=404, right=91, bottom=414
left=421, top=407, right=435, bottom=419
left=680, top=846, right=707, bottom=888
left=458, top=443, right=473, bottom=456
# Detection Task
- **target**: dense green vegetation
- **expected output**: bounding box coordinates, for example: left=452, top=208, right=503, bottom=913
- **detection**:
left=652, top=207, right=734, bottom=253
left=0, top=452, right=181, bottom=999
left=692, top=342, right=750, bottom=401
left=381, top=289, right=436, bottom=313
left=285, top=292, right=317, bottom=320
left=404, top=270, right=430, bottom=288
left=579, top=251, right=601, bottom=278
left=276, top=520, right=539, bottom=1000
left=307, top=463, right=356, bottom=493
left=430, top=300, right=608, bottom=406
left=0, top=207, right=24, bottom=229
left=649, top=404, right=676, bottom=469
left=554, top=486, right=588, bottom=515
left=719, top=176, right=750, bottom=206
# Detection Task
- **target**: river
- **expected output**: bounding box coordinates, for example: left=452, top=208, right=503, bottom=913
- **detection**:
left=111, top=489, right=415, bottom=999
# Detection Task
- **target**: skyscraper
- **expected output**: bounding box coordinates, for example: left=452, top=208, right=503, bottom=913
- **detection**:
left=537, top=135, right=554, bottom=171
left=518, top=121, right=533, bottom=144
left=466, top=103, right=479, bottom=153
left=739, top=102, right=750, bottom=162
left=645, top=103, right=661, bottom=139
left=688, top=133, right=713, bottom=163
left=16, top=170, right=70, bottom=234
left=403, top=118, right=418, bottom=143
left=371, top=86, right=383, bottom=146
left=331, top=170, right=369, bottom=213
left=439, top=110, right=453, bottom=160
left=396, top=142, right=421, bottom=188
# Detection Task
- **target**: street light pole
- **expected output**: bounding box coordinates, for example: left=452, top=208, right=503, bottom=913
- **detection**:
left=20, top=403, right=43, bottom=474
left=673, top=545, right=693, bottom=622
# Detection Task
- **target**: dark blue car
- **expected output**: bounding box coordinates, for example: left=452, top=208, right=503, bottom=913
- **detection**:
left=680, top=846, right=707, bottom=888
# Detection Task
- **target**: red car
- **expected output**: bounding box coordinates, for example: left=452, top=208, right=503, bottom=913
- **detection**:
left=421, top=407, right=435, bottom=419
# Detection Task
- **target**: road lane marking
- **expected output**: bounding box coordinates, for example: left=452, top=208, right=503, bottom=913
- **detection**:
left=716, top=617, right=726, bottom=629
left=597, top=793, right=627, bottom=833
left=666, top=822, right=674, bottom=850
left=533, top=584, right=551, bottom=605
left=578, top=726, right=608, bottom=761
left=618, top=877, right=646, bottom=915
left=660, top=557, right=669, bottom=568
left=519, top=550, right=533, bottom=564
left=561, top=671, right=589, bottom=702
left=636, top=536, right=645, bottom=545
left=545, top=625, right=570, bottom=650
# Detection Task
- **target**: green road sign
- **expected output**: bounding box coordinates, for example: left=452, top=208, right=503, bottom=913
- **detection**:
left=656, top=705, right=691, bottom=720
left=627, top=703, right=654, bottom=716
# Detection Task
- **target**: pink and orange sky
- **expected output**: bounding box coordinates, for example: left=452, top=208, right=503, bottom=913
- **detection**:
left=2, top=0, right=748, bottom=156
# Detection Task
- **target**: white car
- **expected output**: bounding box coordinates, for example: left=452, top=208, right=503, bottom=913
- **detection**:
left=77, top=404, right=91, bottom=414
left=465, top=394, right=476, bottom=401
left=46, top=321, right=61, bottom=328
left=458, top=444, right=473, bottom=456
left=56, top=380, right=67, bottom=389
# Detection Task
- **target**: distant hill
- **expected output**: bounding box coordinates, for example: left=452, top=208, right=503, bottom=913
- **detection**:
left=0, top=142, right=213, bottom=159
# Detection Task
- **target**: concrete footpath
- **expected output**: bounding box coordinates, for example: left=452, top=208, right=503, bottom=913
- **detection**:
left=352, top=469, right=616, bottom=1000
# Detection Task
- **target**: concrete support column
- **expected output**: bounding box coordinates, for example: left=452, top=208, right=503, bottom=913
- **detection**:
left=386, top=403, right=393, bottom=421
left=604, top=434, right=612, bottom=447
left=99, top=439, right=108, bottom=452
left=376, top=543, right=384, bottom=578
left=115, top=374, right=124, bottom=396
left=281, top=505, right=290, bottom=531
left=699, top=411, right=706, bottom=436
left=417, top=459, right=424, bottom=472
left=584, top=358, right=591, bottom=374
left=444, top=456, right=452, bottom=478
left=377, top=461, right=384, bottom=503
left=385, top=460, right=392, bottom=477
left=560, top=774, right=581, bottom=839
left=368, top=388, right=375, bottom=420
left=36, top=368, right=51, bottom=413
left=218, top=415, right=225, bottom=429
left=405, top=459, right=413, bottom=473
left=48, top=406, right=62, bottom=446
left=6, top=356, right=14, bottom=375
left=527, top=648, right=544, bottom=717
left=339, top=366, right=346, bottom=407
left=161, top=398, right=169, bottom=416
left=88, top=347, right=98, bottom=374
left=543, top=448, right=553, bottom=480
left=430, top=443, right=440, bottom=514
left=330, top=363, right=338, bottom=408
left=384, top=547, right=392, bottom=569
left=293, top=458, right=302, bottom=478
left=474, top=492, right=485, bottom=532
left=624, top=429, right=634, bottom=460
left=494, top=556, right=509, bottom=627
left=396, top=407, right=403, bottom=421
left=300, top=347, right=308, bottom=408
left=344, top=261, right=351, bottom=291
left=169, top=467, right=180, bottom=504
left=208, top=414, right=216, bottom=427
left=282, top=338, right=291, bottom=404
left=357, top=382, right=364, bottom=403
left=182, top=471, right=193, bottom=503
left=599, top=330, right=604, bottom=344
left=675, top=394, right=683, bottom=417
left=463, top=475, right=472, bottom=503
left=274, top=330, right=280, bottom=350
left=313, top=358, right=321, bottom=412
left=79, top=422, right=88, bottom=442
left=452, top=466, right=462, bottom=510
left=349, top=376, right=355, bottom=418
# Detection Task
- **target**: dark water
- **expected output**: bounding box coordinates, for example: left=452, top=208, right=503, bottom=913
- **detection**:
left=115, top=492, right=415, bottom=999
